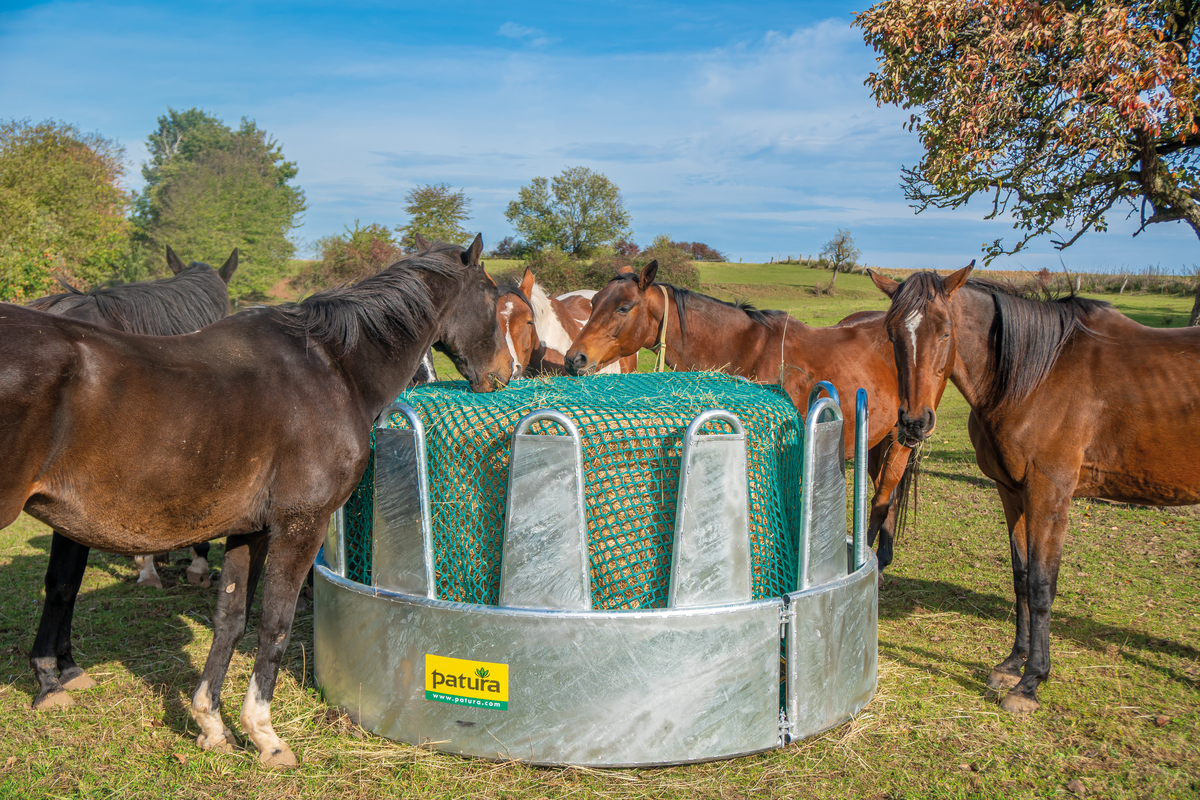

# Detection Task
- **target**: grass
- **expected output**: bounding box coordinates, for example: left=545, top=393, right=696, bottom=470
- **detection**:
left=2, top=267, right=1197, bottom=798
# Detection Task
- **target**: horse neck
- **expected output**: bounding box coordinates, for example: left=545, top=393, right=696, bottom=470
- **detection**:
left=659, top=287, right=775, bottom=373
left=528, top=282, right=579, bottom=355
left=947, top=287, right=998, bottom=410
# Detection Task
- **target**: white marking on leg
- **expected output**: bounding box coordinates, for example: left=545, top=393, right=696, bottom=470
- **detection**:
left=191, top=680, right=228, bottom=749
left=904, top=311, right=923, bottom=367
left=135, top=555, right=162, bottom=588
left=241, top=674, right=287, bottom=762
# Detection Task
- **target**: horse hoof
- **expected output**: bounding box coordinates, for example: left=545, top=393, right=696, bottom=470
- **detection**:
left=60, top=672, right=97, bottom=691
left=986, top=669, right=1020, bottom=690
left=32, top=690, right=73, bottom=710
left=1000, top=691, right=1040, bottom=714
left=259, top=743, right=298, bottom=769
left=137, top=574, right=163, bottom=589
left=186, top=568, right=209, bottom=587
left=196, top=728, right=237, bottom=753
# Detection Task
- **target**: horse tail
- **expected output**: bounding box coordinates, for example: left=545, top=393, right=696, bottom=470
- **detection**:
left=892, top=440, right=924, bottom=542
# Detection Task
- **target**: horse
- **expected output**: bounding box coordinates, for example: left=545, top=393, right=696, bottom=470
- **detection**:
left=497, top=266, right=637, bottom=377
left=1, top=236, right=511, bottom=766
left=27, top=245, right=239, bottom=590
left=870, top=264, right=1200, bottom=714
left=564, top=260, right=917, bottom=569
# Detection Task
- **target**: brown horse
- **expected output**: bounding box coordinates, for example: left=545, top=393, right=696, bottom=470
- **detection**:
left=1, top=237, right=510, bottom=766
left=497, top=267, right=637, bottom=377
left=871, top=264, right=1200, bottom=714
left=564, top=261, right=916, bottom=568
left=29, top=246, right=239, bottom=590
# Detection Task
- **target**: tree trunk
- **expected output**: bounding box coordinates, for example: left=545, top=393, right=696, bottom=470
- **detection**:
left=1189, top=282, right=1200, bottom=326
left=828, top=264, right=840, bottom=293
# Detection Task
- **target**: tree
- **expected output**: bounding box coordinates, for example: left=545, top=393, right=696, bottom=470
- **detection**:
left=819, top=229, right=861, bottom=292
left=397, top=183, right=472, bottom=249
left=505, top=166, right=631, bottom=257
left=132, top=108, right=306, bottom=301
left=857, top=0, right=1200, bottom=322
left=0, top=119, right=132, bottom=301
left=300, top=220, right=403, bottom=288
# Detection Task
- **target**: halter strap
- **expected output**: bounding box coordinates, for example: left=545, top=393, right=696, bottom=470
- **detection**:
left=653, top=284, right=670, bottom=373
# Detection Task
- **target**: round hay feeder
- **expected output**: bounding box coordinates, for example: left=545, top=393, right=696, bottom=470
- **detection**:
left=314, top=373, right=877, bottom=766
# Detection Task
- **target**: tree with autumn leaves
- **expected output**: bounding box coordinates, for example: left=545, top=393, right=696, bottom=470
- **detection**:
left=857, top=0, right=1200, bottom=322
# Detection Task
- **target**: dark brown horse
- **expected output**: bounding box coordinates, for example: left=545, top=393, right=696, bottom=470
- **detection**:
left=29, top=246, right=239, bottom=589
left=1, top=237, right=510, bottom=766
left=871, top=265, right=1200, bottom=714
left=564, top=261, right=916, bottom=568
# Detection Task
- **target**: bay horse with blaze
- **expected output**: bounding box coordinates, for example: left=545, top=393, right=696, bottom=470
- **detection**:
left=871, top=264, right=1200, bottom=713
left=0, top=236, right=510, bottom=765
left=564, top=261, right=918, bottom=567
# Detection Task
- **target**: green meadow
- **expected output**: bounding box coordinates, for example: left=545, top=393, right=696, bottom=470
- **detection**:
left=0, top=264, right=1196, bottom=798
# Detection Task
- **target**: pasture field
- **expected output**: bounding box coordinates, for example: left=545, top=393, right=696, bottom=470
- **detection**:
left=0, top=270, right=1196, bottom=798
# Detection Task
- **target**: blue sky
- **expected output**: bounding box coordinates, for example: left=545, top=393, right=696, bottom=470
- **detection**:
left=2, top=0, right=1197, bottom=271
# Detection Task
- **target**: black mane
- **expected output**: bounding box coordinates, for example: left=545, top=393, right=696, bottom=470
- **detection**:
left=497, top=277, right=531, bottom=308
left=27, top=264, right=231, bottom=335
left=277, top=241, right=468, bottom=356
left=888, top=272, right=1110, bottom=403
left=610, top=273, right=789, bottom=341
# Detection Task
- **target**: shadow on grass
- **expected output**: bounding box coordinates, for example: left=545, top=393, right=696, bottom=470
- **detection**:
left=878, top=574, right=1200, bottom=690
left=2, top=534, right=311, bottom=746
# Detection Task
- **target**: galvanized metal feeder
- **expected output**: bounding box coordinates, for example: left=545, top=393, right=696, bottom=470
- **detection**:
left=314, top=373, right=877, bottom=767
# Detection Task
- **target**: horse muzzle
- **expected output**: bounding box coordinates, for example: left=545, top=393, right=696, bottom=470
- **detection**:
left=565, top=351, right=594, bottom=376
left=897, top=407, right=935, bottom=447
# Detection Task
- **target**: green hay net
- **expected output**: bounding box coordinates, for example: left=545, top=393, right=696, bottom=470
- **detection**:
left=342, top=372, right=804, bottom=609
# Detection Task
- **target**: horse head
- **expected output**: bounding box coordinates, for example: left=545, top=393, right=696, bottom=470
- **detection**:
left=871, top=263, right=972, bottom=446
left=565, top=260, right=660, bottom=375
left=495, top=267, right=539, bottom=379
left=433, top=234, right=513, bottom=392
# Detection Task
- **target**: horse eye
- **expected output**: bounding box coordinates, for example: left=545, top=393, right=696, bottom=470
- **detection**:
left=939, top=333, right=950, bottom=341
left=617, top=305, right=632, bottom=315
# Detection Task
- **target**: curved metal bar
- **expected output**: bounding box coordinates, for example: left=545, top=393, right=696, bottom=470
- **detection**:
left=374, top=402, right=436, bottom=598
left=513, top=408, right=581, bottom=439
left=853, top=389, right=869, bottom=571
left=807, top=380, right=841, bottom=412
left=798, top=396, right=843, bottom=591
left=502, top=408, right=591, bottom=610
left=682, top=408, right=745, bottom=439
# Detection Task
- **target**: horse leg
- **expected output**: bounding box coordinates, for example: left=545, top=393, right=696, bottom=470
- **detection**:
left=1000, top=476, right=1072, bottom=714
left=986, top=486, right=1028, bottom=691
left=187, top=542, right=212, bottom=587
left=30, top=532, right=93, bottom=708
left=190, top=531, right=268, bottom=753
left=238, top=522, right=326, bottom=767
left=866, top=432, right=912, bottom=576
left=134, top=554, right=162, bottom=589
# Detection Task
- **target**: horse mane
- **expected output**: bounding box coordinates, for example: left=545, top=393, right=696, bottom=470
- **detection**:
left=496, top=278, right=531, bottom=309
left=26, top=264, right=231, bottom=336
left=888, top=271, right=1110, bottom=404
left=277, top=241, right=467, bottom=357
left=609, top=273, right=788, bottom=341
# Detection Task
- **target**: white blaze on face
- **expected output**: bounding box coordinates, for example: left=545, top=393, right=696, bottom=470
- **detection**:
left=499, top=300, right=521, bottom=373
left=904, top=311, right=923, bottom=367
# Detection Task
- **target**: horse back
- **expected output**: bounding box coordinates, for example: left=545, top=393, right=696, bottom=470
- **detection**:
left=1, top=306, right=369, bottom=552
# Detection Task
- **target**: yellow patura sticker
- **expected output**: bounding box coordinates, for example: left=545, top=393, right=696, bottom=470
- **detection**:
left=424, top=654, right=509, bottom=710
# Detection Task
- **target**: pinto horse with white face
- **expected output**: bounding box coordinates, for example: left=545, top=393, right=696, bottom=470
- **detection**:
left=564, top=261, right=918, bottom=568
left=497, top=267, right=638, bottom=377
left=1, top=236, right=510, bottom=766
left=871, top=265, right=1200, bottom=714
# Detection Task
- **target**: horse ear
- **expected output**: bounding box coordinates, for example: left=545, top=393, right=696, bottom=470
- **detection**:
left=520, top=266, right=536, bottom=297
left=942, top=261, right=974, bottom=296
left=165, top=246, right=187, bottom=275
left=616, top=265, right=635, bottom=276
left=218, top=249, right=239, bottom=284
left=414, top=233, right=431, bottom=251
left=461, top=234, right=484, bottom=267
left=868, top=269, right=900, bottom=298
left=638, top=260, right=658, bottom=289
left=482, top=268, right=498, bottom=288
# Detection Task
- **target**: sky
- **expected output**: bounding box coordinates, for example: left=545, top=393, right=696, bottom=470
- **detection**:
left=2, top=0, right=1197, bottom=272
